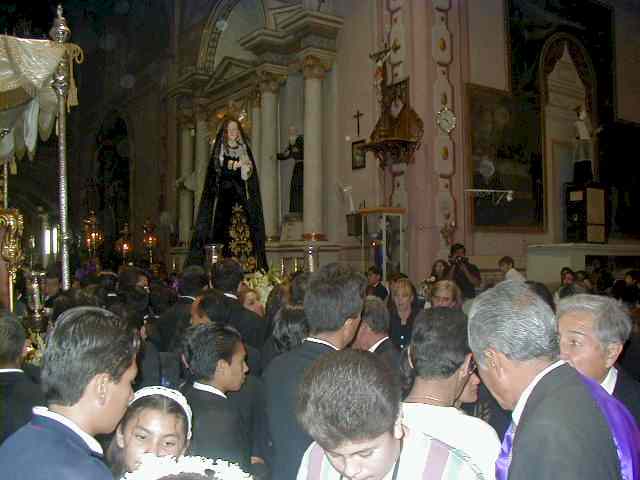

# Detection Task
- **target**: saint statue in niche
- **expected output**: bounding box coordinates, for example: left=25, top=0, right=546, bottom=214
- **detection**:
left=187, top=117, right=267, bottom=271
left=277, top=126, right=304, bottom=215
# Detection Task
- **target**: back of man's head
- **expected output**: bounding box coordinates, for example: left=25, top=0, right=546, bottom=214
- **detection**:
left=179, top=265, right=208, bottom=297
left=297, top=349, right=400, bottom=450
left=303, top=263, right=366, bottom=334
left=468, top=280, right=559, bottom=366
left=290, top=271, right=311, bottom=306
left=118, top=266, right=145, bottom=291
left=42, top=306, right=139, bottom=406
left=0, top=312, right=26, bottom=368
left=361, top=295, right=390, bottom=334
left=410, top=307, right=469, bottom=379
left=211, top=259, right=244, bottom=293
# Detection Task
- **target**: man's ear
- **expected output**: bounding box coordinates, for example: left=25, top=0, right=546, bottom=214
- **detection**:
left=88, top=373, right=111, bottom=406
left=459, top=353, right=473, bottom=380
left=605, top=342, right=623, bottom=369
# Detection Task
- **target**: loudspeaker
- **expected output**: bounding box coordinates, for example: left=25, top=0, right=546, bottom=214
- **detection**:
left=565, top=184, right=606, bottom=243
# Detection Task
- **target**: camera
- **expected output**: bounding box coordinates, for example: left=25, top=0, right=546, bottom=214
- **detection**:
left=449, top=256, right=468, bottom=265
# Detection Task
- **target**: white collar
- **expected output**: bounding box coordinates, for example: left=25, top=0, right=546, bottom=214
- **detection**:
left=33, top=406, right=103, bottom=454
left=305, top=337, right=339, bottom=350
left=512, top=360, right=565, bottom=426
left=193, top=381, right=227, bottom=399
left=369, top=336, right=390, bottom=353
left=0, top=368, right=23, bottom=373
left=179, top=295, right=197, bottom=301
left=600, top=367, right=618, bottom=395
left=223, top=292, right=238, bottom=300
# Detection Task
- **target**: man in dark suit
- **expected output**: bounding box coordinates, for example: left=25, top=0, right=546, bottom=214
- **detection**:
left=0, top=312, right=45, bottom=444
left=152, top=266, right=208, bottom=351
left=212, top=259, right=267, bottom=349
left=469, top=281, right=640, bottom=480
left=181, top=323, right=253, bottom=472
left=352, top=295, right=400, bottom=372
left=263, top=263, right=366, bottom=480
left=557, top=294, right=640, bottom=424
left=0, top=307, right=139, bottom=479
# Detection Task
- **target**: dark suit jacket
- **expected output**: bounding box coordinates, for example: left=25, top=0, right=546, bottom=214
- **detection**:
left=613, top=367, right=640, bottom=426
left=0, top=370, right=45, bottom=445
left=372, top=337, right=401, bottom=372
left=182, top=384, right=250, bottom=471
left=227, top=374, right=269, bottom=460
left=0, top=414, right=112, bottom=479
left=370, top=282, right=389, bottom=301
left=509, top=364, right=623, bottom=480
left=224, top=295, right=267, bottom=349
left=263, top=340, right=336, bottom=480
left=152, top=296, right=194, bottom=352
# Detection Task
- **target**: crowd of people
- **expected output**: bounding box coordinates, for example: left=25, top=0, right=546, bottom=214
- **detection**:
left=1, top=246, right=640, bottom=480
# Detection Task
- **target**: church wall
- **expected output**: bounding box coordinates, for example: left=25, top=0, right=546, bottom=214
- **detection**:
left=455, top=0, right=640, bottom=278
left=330, top=0, right=380, bottom=244
left=404, top=0, right=440, bottom=282
left=613, top=1, right=640, bottom=124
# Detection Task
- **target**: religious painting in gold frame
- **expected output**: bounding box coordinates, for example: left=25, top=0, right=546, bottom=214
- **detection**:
left=465, top=83, right=545, bottom=231
left=352, top=140, right=366, bottom=170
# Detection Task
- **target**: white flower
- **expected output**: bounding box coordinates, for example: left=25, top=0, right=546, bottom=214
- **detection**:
left=122, top=454, right=253, bottom=480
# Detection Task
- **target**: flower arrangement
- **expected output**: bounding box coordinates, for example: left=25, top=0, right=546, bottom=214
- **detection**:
left=121, top=454, right=253, bottom=480
left=23, top=328, right=45, bottom=367
left=243, top=268, right=283, bottom=306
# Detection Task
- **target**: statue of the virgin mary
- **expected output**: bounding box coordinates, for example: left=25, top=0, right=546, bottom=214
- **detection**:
left=186, top=117, right=267, bottom=271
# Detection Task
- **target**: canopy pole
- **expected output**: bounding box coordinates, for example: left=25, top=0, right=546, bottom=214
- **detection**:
left=50, top=5, right=71, bottom=290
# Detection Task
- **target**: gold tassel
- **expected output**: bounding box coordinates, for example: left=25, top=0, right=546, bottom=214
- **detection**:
left=65, top=44, right=84, bottom=111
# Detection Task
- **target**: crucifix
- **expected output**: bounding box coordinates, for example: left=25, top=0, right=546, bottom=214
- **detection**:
left=353, top=109, right=364, bottom=137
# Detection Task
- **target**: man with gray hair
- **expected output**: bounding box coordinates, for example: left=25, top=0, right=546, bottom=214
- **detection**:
left=557, top=294, right=640, bottom=424
left=468, top=281, right=640, bottom=480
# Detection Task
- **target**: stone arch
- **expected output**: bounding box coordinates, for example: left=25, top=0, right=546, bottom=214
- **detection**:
left=197, top=0, right=269, bottom=73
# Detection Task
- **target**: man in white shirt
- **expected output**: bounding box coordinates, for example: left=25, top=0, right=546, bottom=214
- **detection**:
left=468, top=281, right=639, bottom=480
left=403, top=307, right=500, bottom=479
left=557, top=294, right=640, bottom=424
left=0, top=307, right=139, bottom=480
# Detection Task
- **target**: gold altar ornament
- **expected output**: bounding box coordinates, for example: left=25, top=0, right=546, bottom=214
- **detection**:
left=82, top=211, right=103, bottom=258
left=142, top=219, right=158, bottom=265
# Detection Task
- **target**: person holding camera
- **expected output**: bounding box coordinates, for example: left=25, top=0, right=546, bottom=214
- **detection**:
left=446, top=243, right=481, bottom=300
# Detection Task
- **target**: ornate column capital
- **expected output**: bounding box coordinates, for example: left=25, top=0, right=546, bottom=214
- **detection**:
left=302, top=55, right=329, bottom=80
left=177, top=107, right=194, bottom=128
left=258, top=71, right=286, bottom=94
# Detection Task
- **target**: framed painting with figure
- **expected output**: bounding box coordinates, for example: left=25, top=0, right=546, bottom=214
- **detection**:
left=466, top=84, right=544, bottom=231
left=352, top=140, right=366, bottom=170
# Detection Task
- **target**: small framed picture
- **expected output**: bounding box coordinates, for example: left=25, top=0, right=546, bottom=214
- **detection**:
left=352, top=140, right=366, bottom=170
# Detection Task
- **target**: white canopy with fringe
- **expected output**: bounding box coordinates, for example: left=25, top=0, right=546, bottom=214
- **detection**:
left=0, top=34, right=82, bottom=167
